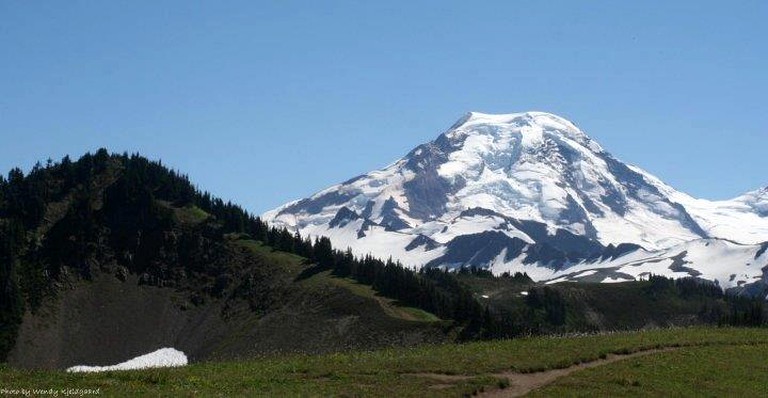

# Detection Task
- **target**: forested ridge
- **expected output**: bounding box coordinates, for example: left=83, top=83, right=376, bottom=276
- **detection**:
left=0, top=150, right=490, bottom=359
left=1, top=150, right=765, bottom=361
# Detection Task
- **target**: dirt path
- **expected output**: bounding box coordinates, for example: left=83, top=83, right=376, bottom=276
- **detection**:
left=409, top=347, right=677, bottom=397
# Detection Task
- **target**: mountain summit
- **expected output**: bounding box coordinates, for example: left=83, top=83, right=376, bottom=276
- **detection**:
left=265, top=112, right=768, bottom=289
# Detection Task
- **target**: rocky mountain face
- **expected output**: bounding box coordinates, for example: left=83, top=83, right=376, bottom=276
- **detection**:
left=265, top=112, right=768, bottom=291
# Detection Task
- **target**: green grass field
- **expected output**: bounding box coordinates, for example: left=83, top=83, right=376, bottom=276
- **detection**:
left=530, top=344, right=768, bottom=397
left=2, top=327, right=768, bottom=397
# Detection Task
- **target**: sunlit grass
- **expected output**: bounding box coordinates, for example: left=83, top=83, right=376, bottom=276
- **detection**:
left=531, top=344, right=768, bottom=397
left=3, top=327, right=768, bottom=397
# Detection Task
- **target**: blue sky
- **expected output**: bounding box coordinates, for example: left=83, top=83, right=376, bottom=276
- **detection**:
left=1, top=1, right=766, bottom=213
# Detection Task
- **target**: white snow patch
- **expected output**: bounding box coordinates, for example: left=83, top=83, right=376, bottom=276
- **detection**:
left=545, top=276, right=570, bottom=285
left=602, top=276, right=634, bottom=284
left=573, top=270, right=598, bottom=278
left=67, top=348, right=188, bottom=373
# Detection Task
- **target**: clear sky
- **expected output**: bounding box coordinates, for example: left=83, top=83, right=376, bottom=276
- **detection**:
left=1, top=1, right=766, bottom=214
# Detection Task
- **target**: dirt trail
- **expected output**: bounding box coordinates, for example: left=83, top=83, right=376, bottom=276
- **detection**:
left=410, top=347, right=677, bottom=397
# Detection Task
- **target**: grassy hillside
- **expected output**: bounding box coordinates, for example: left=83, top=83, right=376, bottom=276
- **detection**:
left=8, top=231, right=449, bottom=369
left=2, top=327, right=767, bottom=397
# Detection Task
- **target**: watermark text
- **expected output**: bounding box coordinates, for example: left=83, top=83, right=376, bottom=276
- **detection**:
left=1, top=387, right=101, bottom=397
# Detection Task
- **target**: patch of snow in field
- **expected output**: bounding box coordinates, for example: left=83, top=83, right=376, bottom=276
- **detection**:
left=67, top=348, right=187, bottom=373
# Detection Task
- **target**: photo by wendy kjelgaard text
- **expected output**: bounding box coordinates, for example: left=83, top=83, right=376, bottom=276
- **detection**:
left=1, top=387, right=101, bottom=397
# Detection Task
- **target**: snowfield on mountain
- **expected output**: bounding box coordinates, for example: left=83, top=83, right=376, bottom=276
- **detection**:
left=265, top=111, right=768, bottom=291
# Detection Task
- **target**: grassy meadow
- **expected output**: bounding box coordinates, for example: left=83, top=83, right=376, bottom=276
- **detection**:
left=2, top=327, right=768, bottom=397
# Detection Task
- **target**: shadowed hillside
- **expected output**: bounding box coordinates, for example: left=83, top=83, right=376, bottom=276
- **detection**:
left=0, top=151, right=452, bottom=368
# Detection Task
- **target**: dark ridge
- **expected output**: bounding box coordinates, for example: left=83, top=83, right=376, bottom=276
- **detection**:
left=379, top=197, right=411, bottom=231
left=668, top=251, right=702, bottom=277
left=340, top=174, right=366, bottom=186
left=279, top=190, right=355, bottom=217
left=457, top=207, right=502, bottom=218
left=402, top=141, right=458, bottom=220
left=457, top=207, right=604, bottom=258
left=328, top=207, right=361, bottom=228
left=357, top=219, right=378, bottom=238
left=360, top=200, right=375, bottom=219
left=405, top=235, right=440, bottom=252
left=756, top=242, right=768, bottom=259
left=427, top=231, right=528, bottom=268
left=670, top=202, right=710, bottom=239
left=593, top=243, right=644, bottom=261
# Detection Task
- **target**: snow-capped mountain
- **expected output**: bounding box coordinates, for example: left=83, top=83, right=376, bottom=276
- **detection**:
left=264, top=111, right=768, bottom=289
